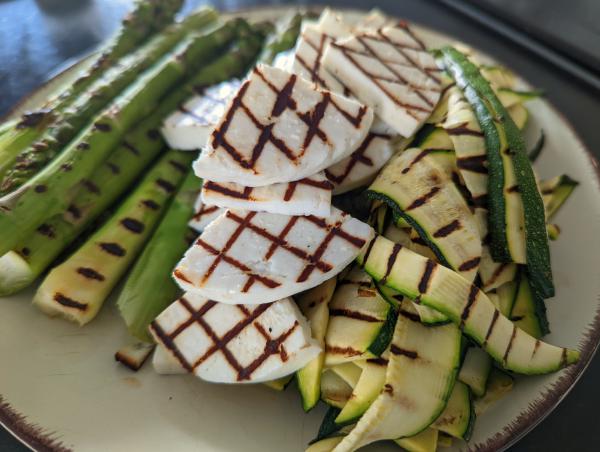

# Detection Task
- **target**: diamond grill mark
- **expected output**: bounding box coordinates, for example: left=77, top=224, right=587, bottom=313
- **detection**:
left=193, top=210, right=366, bottom=293
left=325, top=132, right=390, bottom=185
left=331, top=25, right=442, bottom=120
left=210, top=67, right=368, bottom=173
left=156, top=298, right=299, bottom=381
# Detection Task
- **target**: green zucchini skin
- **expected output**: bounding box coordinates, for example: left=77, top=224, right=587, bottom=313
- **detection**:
left=311, top=406, right=344, bottom=444
left=358, top=235, right=578, bottom=375
left=432, top=381, right=475, bottom=441
left=541, top=174, right=579, bottom=220
left=442, top=47, right=554, bottom=300
left=528, top=130, right=545, bottom=162
left=510, top=269, right=550, bottom=337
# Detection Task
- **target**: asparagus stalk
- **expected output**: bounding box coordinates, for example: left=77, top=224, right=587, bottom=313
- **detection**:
left=0, top=0, right=184, bottom=181
left=259, top=13, right=304, bottom=64
left=33, top=150, right=194, bottom=325
left=55, top=0, right=185, bottom=108
left=0, top=30, right=265, bottom=296
left=0, top=21, right=241, bottom=257
left=0, top=8, right=218, bottom=195
left=117, top=170, right=200, bottom=341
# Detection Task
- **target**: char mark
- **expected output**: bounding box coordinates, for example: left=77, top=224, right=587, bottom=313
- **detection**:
left=390, top=344, right=418, bottom=359
left=53, top=293, right=87, bottom=311
left=99, top=242, right=126, bottom=257
left=141, top=199, right=160, bottom=210
left=460, top=285, right=480, bottom=328
left=380, top=243, right=402, bottom=285
left=433, top=219, right=461, bottom=238
left=76, top=267, right=105, bottom=281
left=156, top=178, right=176, bottom=193
left=457, top=155, right=487, bottom=174
left=483, top=309, right=500, bottom=347
left=405, top=186, right=440, bottom=211
left=121, top=218, right=145, bottom=234
left=459, top=256, right=481, bottom=272
left=418, top=260, right=437, bottom=294
left=329, top=308, right=382, bottom=323
left=36, top=223, right=55, bottom=238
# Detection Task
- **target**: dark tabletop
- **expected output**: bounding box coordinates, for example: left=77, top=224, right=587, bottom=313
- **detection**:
left=1, top=0, right=599, bottom=450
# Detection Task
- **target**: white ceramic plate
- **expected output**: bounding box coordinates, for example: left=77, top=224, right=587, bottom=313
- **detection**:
left=1, top=7, right=600, bottom=452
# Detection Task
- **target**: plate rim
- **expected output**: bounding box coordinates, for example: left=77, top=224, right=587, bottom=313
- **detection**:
left=1, top=5, right=599, bottom=452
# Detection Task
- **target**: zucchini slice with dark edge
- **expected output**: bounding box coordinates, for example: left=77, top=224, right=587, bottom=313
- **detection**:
left=296, top=278, right=337, bottom=411
left=263, top=374, right=294, bottom=391
left=332, top=302, right=462, bottom=452
left=335, top=358, right=387, bottom=425
left=442, top=47, right=554, bottom=300
left=320, top=369, right=353, bottom=409
left=474, top=368, right=514, bottom=415
left=394, top=428, right=439, bottom=452
left=510, top=269, right=549, bottom=337
left=358, top=235, right=579, bottom=374
left=432, top=381, right=475, bottom=440
left=381, top=224, right=449, bottom=325
left=368, top=147, right=482, bottom=283
left=540, top=174, right=579, bottom=220
left=324, top=267, right=398, bottom=366
left=459, top=347, right=492, bottom=397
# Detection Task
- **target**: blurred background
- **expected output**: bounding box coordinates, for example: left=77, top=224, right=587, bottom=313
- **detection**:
left=0, top=0, right=599, bottom=450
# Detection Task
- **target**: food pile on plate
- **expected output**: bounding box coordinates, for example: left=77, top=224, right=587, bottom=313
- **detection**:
left=0, top=3, right=580, bottom=450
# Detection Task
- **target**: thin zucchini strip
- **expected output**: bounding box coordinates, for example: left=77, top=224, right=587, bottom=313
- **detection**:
left=368, top=147, right=482, bottom=283
left=442, top=47, right=554, bottom=299
left=333, top=302, right=461, bottom=451
left=540, top=174, right=579, bottom=220
left=358, top=235, right=578, bottom=374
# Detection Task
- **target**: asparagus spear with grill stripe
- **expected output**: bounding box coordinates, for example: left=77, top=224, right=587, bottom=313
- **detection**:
left=0, top=0, right=185, bottom=182
left=0, top=8, right=218, bottom=195
left=0, top=32, right=265, bottom=296
left=259, top=13, right=304, bottom=63
left=117, top=170, right=200, bottom=341
left=33, top=150, right=195, bottom=325
left=0, top=21, right=242, bottom=258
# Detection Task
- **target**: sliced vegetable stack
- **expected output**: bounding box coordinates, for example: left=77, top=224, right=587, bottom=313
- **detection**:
left=0, top=5, right=583, bottom=452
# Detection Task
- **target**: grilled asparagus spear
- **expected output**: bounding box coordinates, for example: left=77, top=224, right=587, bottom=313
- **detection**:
left=117, top=170, right=200, bottom=341
left=0, top=7, right=218, bottom=195
left=259, top=13, right=304, bottom=63
left=33, top=150, right=194, bottom=325
left=0, top=0, right=184, bottom=182
left=0, top=21, right=241, bottom=257
left=0, top=31, right=265, bottom=296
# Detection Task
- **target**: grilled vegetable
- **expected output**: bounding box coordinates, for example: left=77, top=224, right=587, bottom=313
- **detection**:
left=324, top=267, right=398, bottom=365
left=541, top=174, right=579, bottom=220
left=0, top=35, right=261, bottom=296
left=200, top=172, right=333, bottom=217
left=193, top=64, right=374, bottom=187
left=117, top=169, right=200, bottom=342
left=510, top=269, right=549, bottom=338
left=32, top=150, right=193, bottom=324
left=358, top=235, right=578, bottom=374
left=332, top=302, right=461, bottom=451
left=320, top=369, right=353, bottom=409
left=259, top=13, right=304, bottom=64
left=335, top=358, right=387, bottom=425
left=394, top=428, right=439, bottom=452
left=0, top=0, right=187, bottom=188
left=322, top=23, right=443, bottom=137
left=432, top=381, right=475, bottom=440
left=173, top=207, right=373, bottom=305
left=263, top=375, right=294, bottom=391
left=0, top=8, right=218, bottom=195
left=442, top=47, right=554, bottom=300
left=474, top=368, right=514, bottom=415
left=150, top=296, right=321, bottom=383
left=368, top=147, right=482, bottom=282
left=59, top=0, right=186, bottom=106
left=0, top=21, right=242, bottom=257
left=458, top=347, right=492, bottom=397
left=296, top=278, right=337, bottom=411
